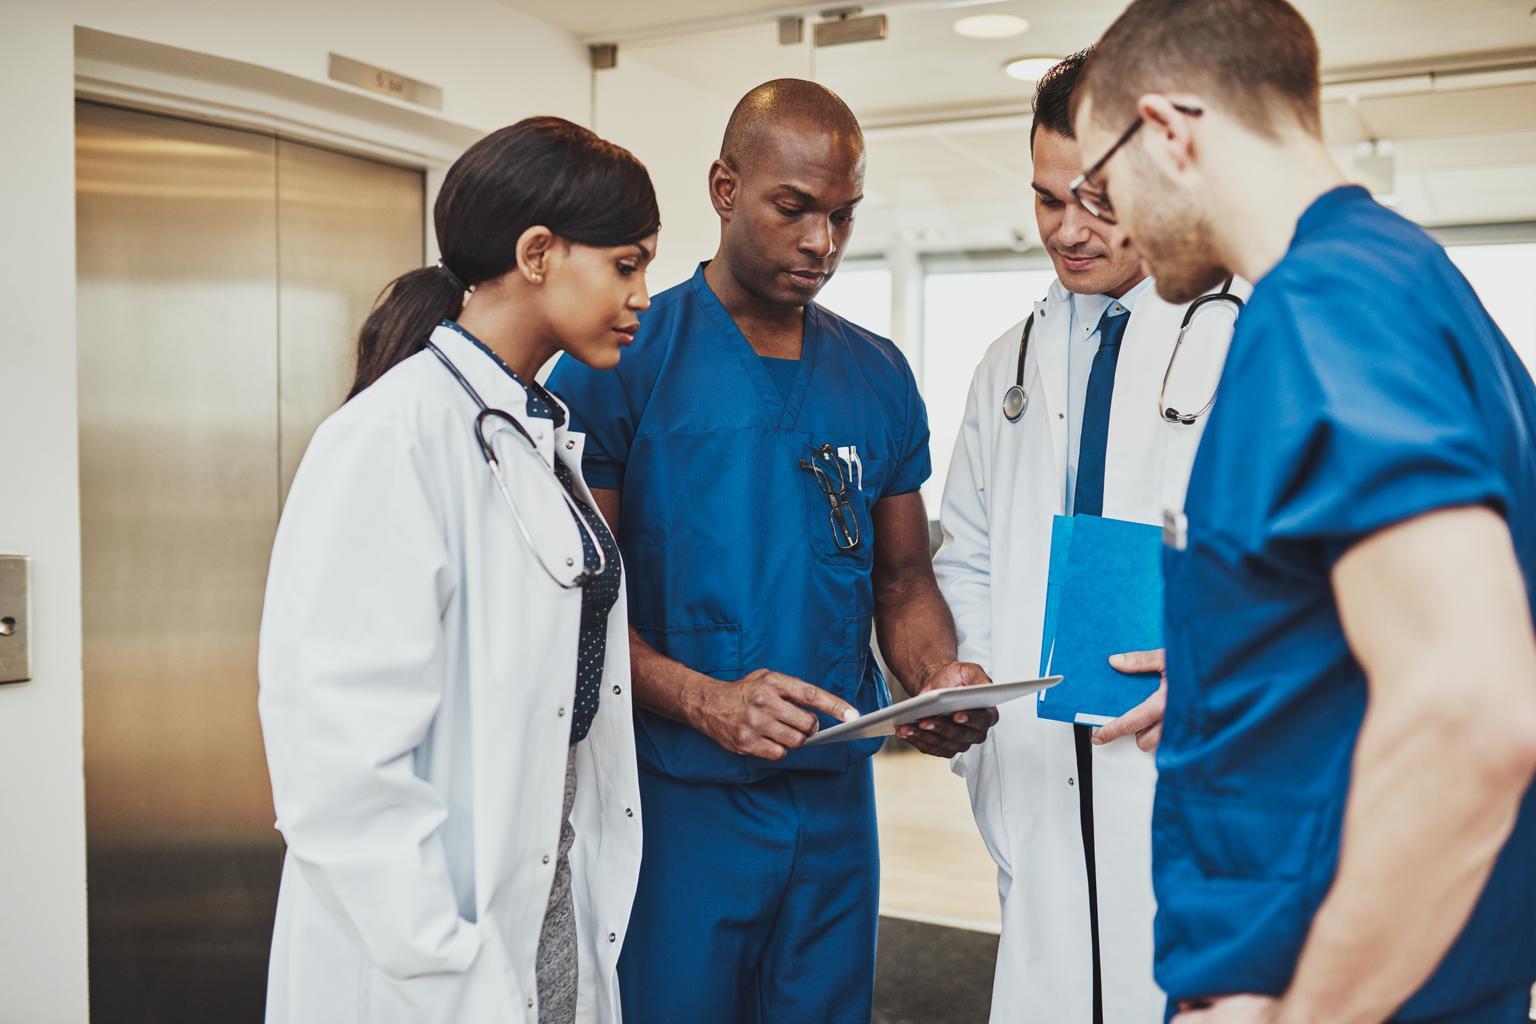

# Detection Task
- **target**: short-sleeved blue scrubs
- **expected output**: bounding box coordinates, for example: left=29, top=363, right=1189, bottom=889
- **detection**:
left=547, top=263, right=931, bottom=1023
left=1157, top=185, right=1536, bottom=1022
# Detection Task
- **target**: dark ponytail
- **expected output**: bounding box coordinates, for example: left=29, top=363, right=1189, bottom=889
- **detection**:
left=347, top=116, right=660, bottom=400
left=349, top=266, right=467, bottom=400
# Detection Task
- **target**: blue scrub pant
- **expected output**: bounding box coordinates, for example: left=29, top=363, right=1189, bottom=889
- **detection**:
left=618, top=761, right=879, bottom=1024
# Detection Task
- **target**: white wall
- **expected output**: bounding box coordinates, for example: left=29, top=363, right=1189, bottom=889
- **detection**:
left=592, top=24, right=816, bottom=296
left=0, top=3, right=588, bottom=1020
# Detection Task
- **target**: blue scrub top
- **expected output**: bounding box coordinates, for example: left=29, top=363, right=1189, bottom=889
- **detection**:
left=1158, top=186, right=1536, bottom=1019
left=547, top=263, right=931, bottom=783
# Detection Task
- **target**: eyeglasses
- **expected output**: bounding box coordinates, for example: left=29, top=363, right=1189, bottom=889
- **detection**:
left=799, top=443, right=861, bottom=551
left=1069, top=103, right=1203, bottom=224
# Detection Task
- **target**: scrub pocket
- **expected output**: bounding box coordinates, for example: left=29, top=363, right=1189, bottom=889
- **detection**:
left=798, top=440, right=877, bottom=568
left=629, top=622, right=761, bottom=782
left=1152, top=784, right=1327, bottom=997
left=634, top=622, right=743, bottom=682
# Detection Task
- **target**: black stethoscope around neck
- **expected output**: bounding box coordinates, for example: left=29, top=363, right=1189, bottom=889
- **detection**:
left=1001, top=277, right=1244, bottom=426
left=425, top=340, right=608, bottom=589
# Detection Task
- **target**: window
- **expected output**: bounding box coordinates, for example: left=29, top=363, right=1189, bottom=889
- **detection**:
left=817, top=265, right=893, bottom=339
left=921, top=268, right=1058, bottom=506
left=1445, top=242, right=1536, bottom=378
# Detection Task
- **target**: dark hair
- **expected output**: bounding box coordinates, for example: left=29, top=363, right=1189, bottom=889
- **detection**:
left=1030, top=48, right=1094, bottom=151
left=1078, top=0, right=1321, bottom=139
left=348, top=116, right=660, bottom=400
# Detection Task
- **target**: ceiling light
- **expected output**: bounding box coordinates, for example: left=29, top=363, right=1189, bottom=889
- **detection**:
left=955, top=14, right=1029, bottom=39
left=1004, top=56, right=1062, bottom=82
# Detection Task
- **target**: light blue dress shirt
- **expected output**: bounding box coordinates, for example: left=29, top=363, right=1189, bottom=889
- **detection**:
left=1064, top=276, right=1154, bottom=514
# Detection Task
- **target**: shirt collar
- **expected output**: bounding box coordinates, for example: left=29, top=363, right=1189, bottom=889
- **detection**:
left=1068, top=275, right=1154, bottom=338
left=436, top=320, right=564, bottom=425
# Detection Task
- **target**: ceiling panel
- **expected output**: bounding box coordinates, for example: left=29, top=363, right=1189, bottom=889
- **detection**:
left=562, top=0, right=1536, bottom=131
left=558, top=0, right=1536, bottom=256
left=499, top=0, right=796, bottom=39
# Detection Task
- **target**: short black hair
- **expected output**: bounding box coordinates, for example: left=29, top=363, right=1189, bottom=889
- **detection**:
left=1030, top=48, right=1094, bottom=151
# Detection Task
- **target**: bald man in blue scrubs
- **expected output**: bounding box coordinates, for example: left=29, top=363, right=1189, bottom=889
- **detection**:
left=548, top=79, right=998, bottom=1023
left=1073, top=2, right=1536, bottom=1023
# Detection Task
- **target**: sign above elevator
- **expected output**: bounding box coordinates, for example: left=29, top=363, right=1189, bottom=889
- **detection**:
left=328, top=54, right=443, bottom=110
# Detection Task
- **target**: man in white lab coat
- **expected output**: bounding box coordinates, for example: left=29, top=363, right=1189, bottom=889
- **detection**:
left=933, top=50, right=1246, bottom=1022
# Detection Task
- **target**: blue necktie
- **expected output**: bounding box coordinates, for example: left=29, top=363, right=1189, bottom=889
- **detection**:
left=1074, top=304, right=1129, bottom=517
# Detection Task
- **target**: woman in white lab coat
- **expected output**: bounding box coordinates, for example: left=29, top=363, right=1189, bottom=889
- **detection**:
left=934, top=275, right=1246, bottom=1022
left=258, top=116, right=659, bottom=1024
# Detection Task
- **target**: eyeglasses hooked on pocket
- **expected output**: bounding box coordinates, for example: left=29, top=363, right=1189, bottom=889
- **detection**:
left=799, top=442, right=863, bottom=552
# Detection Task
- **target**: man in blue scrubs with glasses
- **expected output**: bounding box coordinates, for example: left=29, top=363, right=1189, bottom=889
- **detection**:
left=548, top=79, right=997, bottom=1023
left=1072, top=1, right=1536, bottom=1022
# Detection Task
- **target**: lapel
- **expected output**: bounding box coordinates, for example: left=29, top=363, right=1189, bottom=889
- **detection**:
left=1031, top=280, right=1073, bottom=512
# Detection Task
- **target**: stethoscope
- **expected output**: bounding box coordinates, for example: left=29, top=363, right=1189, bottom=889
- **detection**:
left=1001, top=277, right=1244, bottom=426
left=426, top=341, right=608, bottom=589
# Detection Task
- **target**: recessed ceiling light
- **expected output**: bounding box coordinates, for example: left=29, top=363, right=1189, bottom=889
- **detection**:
left=955, top=14, right=1030, bottom=39
left=1004, top=56, right=1062, bottom=82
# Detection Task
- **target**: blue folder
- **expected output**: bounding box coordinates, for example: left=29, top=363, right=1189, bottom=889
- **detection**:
left=1037, top=514, right=1164, bottom=726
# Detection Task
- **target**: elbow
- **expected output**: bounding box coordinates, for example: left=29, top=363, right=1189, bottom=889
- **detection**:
left=1499, top=702, right=1536, bottom=783
left=1444, top=695, right=1536, bottom=789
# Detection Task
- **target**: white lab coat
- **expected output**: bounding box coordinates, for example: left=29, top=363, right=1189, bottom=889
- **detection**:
left=934, top=277, right=1246, bottom=1022
left=258, top=324, right=642, bottom=1024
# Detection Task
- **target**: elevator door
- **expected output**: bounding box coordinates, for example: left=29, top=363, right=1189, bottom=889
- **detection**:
left=76, top=100, right=424, bottom=1023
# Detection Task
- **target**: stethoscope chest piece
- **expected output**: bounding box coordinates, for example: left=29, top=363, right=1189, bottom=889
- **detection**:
left=1002, top=384, right=1028, bottom=423
left=1001, top=313, right=1036, bottom=424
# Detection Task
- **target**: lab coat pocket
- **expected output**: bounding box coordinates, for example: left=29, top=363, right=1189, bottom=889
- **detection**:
left=361, top=937, right=522, bottom=1024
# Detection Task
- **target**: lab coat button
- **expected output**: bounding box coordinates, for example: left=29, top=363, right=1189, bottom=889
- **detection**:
left=612, top=685, right=622, bottom=695
left=625, top=808, right=634, bottom=817
left=566, top=557, right=575, bottom=567
left=557, top=707, right=566, bottom=717
left=608, top=932, right=617, bottom=943
left=527, top=998, right=535, bottom=1009
left=542, top=854, right=550, bottom=864
left=565, top=439, right=575, bottom=450
left=1068, top=777, right=1075, bottom=786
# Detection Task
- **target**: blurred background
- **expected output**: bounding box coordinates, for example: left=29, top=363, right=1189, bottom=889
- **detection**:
left=2, top=1, right=1534, bottom=1020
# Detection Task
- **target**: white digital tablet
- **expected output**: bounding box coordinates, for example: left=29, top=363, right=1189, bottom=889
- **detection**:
left=802, top=676, right=1061, bottom=746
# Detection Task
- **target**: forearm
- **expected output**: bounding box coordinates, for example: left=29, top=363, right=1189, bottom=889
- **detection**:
left=626, top=625, right=717, bottom=729
left=874, top=569, right=959, bottom=692
left=1276, top=675, right=1536, bottom=1023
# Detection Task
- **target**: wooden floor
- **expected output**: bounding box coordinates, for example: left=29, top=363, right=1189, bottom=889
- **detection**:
left=872, top=743, right=1001, bottom=934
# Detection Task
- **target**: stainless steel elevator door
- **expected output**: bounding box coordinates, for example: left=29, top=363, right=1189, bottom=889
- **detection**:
left=277, top=138, right=426, bottom=502
left=76, top=101, right=423, bottom=1023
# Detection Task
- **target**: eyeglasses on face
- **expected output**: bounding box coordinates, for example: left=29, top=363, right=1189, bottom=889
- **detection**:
left=1068, top=103, right=1204, bottom=224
